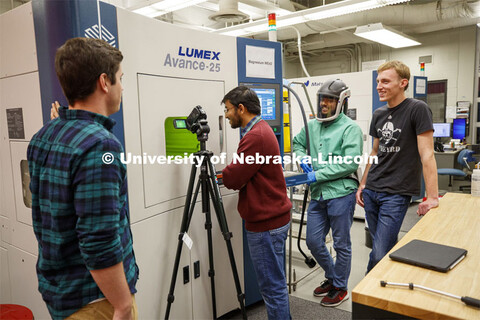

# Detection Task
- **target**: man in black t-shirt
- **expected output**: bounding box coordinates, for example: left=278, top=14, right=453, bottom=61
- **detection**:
left=356, top=60, right=439, bottom=273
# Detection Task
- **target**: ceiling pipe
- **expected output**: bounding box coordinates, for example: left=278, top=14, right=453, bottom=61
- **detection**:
left=257, top=0, right=480, bottom=42
left=320, top=0, right=478, bottom=30
left=287, top=26, right=311, bottom=77
left=288, top=46, right=358, bottom=73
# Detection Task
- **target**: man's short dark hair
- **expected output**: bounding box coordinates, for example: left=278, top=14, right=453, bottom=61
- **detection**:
left=222, top=86, right=261, bottom=115
left=55, top=37, right=123, bottom=106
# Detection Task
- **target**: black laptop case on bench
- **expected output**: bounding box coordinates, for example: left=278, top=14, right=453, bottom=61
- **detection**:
left=389, top=239, right=467, bottom=272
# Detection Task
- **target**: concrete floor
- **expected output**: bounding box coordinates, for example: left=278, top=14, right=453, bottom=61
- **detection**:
left=221, top=198, right=453, bottom=319
left=285, top=202, right=422, bottom=313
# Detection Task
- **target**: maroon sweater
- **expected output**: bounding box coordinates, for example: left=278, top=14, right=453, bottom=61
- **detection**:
left=223, top=120, right=291, bottom=232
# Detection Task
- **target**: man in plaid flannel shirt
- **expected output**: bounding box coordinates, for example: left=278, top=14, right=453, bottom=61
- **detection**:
left=27, top=38, right=138, bottom=320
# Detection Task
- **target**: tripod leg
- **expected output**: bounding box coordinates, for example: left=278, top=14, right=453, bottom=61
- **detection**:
left=206, top=160, right=247, bottom=320
left=165, top=164, right=200, bottom=319
left=199, top=163, right=218, bottom=319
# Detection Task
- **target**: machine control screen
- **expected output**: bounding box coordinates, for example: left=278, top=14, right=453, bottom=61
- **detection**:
left=252, top=88, right=276, bottom=121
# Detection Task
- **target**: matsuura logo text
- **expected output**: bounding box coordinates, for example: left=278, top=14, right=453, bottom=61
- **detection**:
left=303, top=80, right=323, bottom=87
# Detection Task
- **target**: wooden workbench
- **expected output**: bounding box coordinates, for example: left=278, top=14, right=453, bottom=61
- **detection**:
left=352, top=193, right=480, bottom=320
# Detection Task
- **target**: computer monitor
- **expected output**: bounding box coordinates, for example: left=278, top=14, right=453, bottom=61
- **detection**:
left=251, top=87, right=276, bottom=121
left=240, top=83, right=282, bottom=135
left=452, top=118, right=467, bottom=140
left=433, top=123, right=451, bottom=138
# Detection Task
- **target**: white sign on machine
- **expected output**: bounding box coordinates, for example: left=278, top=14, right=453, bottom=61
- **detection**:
left=245, top=45, right=275, bottom=79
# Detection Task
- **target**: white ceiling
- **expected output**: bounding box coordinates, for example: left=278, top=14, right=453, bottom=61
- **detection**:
left=116, top=0, right=480, bottom=45
left=3, top=0, right=479, bottom=57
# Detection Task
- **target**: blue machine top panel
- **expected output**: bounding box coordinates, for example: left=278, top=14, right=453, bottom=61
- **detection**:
left=32, top=0, right=124, bottom=148
left=236, top=37, right=283, bottom=84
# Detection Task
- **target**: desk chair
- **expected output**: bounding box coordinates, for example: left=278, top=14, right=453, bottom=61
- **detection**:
left=437, top=149, right=477, bottom=191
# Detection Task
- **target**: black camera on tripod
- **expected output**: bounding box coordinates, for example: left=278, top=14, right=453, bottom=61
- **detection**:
left=165, top=107, right=246, bottom=320
left=186, top=105, right=210, bottom=141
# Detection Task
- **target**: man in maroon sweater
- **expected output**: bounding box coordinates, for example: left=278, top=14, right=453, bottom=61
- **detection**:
left=222, top=86, right=292, bottom=320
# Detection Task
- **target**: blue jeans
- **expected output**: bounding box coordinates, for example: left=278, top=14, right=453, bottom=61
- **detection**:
left=306, top=192, right=356, bottom=290
left=363, top=189, right=411, bottom=273
left=246, top=222, right=290, bottom=320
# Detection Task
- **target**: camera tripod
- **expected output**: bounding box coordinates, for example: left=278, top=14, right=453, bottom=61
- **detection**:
left=165, top=138, right=247, bottom=319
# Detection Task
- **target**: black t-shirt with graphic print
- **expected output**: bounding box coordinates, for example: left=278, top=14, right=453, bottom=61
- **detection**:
left=366, top=98, right=433, bottom=196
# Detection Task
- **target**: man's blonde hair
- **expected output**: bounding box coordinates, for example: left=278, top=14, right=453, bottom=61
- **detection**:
left=377, top=60, right=410, bottom=91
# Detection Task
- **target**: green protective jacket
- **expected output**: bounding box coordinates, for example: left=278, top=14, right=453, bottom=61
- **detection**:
left=292, top=113, right=364, bottom=200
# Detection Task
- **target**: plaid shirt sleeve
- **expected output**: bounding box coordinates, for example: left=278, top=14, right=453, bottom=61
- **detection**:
left=72, top=137, right=125, bottom=270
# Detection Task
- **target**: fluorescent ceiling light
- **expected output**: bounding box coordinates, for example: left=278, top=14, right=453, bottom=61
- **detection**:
left=214, top=0, right=410, bottom=36
left=354, top=23, right=420, bottom=48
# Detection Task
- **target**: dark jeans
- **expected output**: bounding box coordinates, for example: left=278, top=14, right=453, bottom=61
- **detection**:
left=246, top=222, right=291, bottom=320
left=363, top=188, right=411, bottom=273
left=306, top=192, right=356, bottom=290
